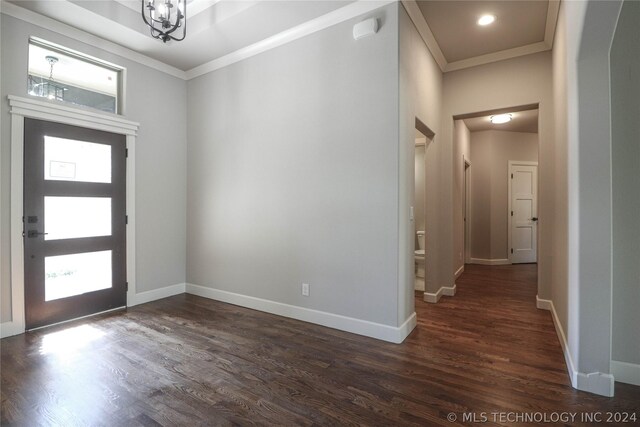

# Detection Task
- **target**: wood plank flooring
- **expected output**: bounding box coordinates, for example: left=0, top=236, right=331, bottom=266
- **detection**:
left=2, top=264, right=639, bottom=426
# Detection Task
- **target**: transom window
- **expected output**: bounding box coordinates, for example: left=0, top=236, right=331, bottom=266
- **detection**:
left=28, top=38, right=123, bottom=114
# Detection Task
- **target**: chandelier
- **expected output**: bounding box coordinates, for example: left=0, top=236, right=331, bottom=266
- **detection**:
left=142, top=0, right=186, bottom=43
left=29, top=56, right=65, bottom=101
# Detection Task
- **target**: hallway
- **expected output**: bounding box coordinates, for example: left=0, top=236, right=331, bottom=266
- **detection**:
left=1, top=265, right=639, bottom=425
left=414, top=264, right=640, bottom=421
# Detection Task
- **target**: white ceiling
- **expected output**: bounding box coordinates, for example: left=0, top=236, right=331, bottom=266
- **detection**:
left=464, top=109, right=538, bottom=133
left=4, top=1, right=560, bottom=75
left=416, top=1, right=548, bottom=63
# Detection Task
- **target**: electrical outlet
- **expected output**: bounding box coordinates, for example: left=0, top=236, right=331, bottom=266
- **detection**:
left=302, top=283, right=310, bottom=297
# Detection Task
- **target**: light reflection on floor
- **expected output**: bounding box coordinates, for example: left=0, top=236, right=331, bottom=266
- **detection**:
left=40, top=324, right=106, bottom=359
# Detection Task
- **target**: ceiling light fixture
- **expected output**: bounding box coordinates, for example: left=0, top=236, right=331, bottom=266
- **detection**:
left=477, top=14, right=496, bottom=26
left=142, top=0, right=186, bottom=43
left=29, top=55, right=65, bottom=101
left=490, top=114, right=512, bottom=124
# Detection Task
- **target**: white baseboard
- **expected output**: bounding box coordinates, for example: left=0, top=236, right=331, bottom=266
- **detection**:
left=536, top=295, right=578, bottom=388
left=0, top=320, right=24, bottom=339
left=186, top=283, right=416, bottom=344
left=536, top=295, right=614, bottom=397
left=424, top=284, right=456, bottom=303
left=611, top=360, right=640, bottom=386
left=129, top=283, right=186, bottom=307
left=535, top=295, right=552, bottom=310
left=442, top=284, right=456, bottom=297
left=469, top=258, right=511, bottom=265
left=454, top=265, right=464, bottom=279
left=576, top=372, right=615, bottom=397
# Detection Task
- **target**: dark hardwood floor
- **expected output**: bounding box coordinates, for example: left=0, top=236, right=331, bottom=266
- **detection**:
left=2, top=264, right=639, bottom=426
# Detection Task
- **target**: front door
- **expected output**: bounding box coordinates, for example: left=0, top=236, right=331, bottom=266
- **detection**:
left=24, top=118, right=127, bottom=329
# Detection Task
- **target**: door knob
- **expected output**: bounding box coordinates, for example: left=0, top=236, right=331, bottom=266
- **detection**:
left=27, top=230, right=48, bottom=238
left=531, top=217, right=538, bottom=222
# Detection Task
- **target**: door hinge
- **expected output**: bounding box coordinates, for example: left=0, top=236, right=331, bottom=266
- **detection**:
left=511, top=210, right=513, bottom=216
left=125, top=148, right=129, bottom=158
left=511, top=248, right=514, bottom=254
left=125, top=282, right=129, bottom=291
left=125, top=215, right=128, bottom=225
left=511, top=173, right=513, bottom=179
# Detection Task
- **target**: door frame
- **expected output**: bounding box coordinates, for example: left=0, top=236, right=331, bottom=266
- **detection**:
left=507, top=160, right=538, bottom=264
left=463, top=157, right=471, bottom=264
left=5, top=95, right=139, bottom=336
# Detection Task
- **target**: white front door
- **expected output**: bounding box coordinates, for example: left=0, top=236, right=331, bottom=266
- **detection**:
left=509, top=162, right=538, bottom=264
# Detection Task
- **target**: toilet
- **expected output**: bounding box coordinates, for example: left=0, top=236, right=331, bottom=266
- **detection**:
left=415, top=230, right=426, bottom=291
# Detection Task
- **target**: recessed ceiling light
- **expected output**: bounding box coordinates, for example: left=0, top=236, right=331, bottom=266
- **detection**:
left=490, top=114, right=512, bottom=124
left=477, top=14, right=496, bottom=26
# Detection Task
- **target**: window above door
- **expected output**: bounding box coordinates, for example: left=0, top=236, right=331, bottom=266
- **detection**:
left=27, top=38, right=124, bottom=114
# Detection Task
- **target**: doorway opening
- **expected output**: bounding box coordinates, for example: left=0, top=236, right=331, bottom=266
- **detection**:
left=464, top=158, right=471, bottom=265
left=413, top=118, right=434, bottom=296
left=453, top=105, right=540, bottom=272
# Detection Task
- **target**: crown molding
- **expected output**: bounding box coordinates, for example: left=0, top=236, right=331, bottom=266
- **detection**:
left=186, top=0, right=395, bottom=80
left=445, top=41, right=550, bottom=72
left=544, top=0, right=561, bottom=48
left=0, top=0, right=187, bottom=80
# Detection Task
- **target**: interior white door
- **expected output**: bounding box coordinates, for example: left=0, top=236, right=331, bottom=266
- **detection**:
left=510, top=163, right=538, bottom=263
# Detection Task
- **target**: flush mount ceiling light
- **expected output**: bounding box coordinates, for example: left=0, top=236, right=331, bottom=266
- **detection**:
left=142, top=0, right=186, bottom=43
left=477, top=14, right=496, bottom=26
left=490, top=114, right=512, bottom=124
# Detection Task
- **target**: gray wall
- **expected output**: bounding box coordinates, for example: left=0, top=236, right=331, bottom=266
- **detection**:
left=551, top=0, right=574, bottom=366
left=186, top=4, right=401, bottom=326
left=453, top=120, right=470, bottom=273
left=1, top=14, right=187, bottom=323
left=469, top=130, right=538, bottom=261
left=399, top=4, right=443, bottom=307
left=610, top=0, right=640, bottom=367
left=573, top=0, right=623, bottom=379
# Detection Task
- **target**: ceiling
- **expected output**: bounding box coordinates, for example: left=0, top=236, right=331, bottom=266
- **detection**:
left=416, top=1, right=548, bottom=63
left=3, top=1, right=560, bottom=75
left=464, top=109, right=538, bottom=133
left=7, top=0, right=351, bottom=71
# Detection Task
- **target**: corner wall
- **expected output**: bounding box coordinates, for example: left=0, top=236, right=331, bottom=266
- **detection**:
left=552, top=0, right=634, bottom=396
left=399, top=4, right=443, bottom=306
left=610, top=0, right=640, bottom=385
left=186, top=4, right=407, bottom=338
